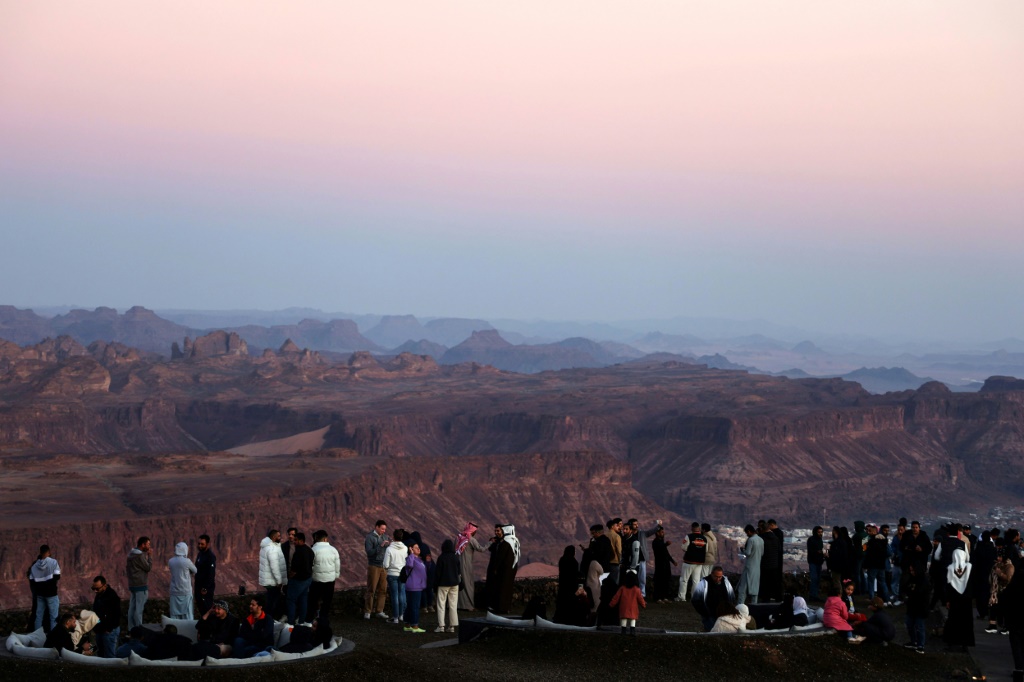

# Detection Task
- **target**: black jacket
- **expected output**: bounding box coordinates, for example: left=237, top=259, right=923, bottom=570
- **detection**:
left=92, top=585, right=121, bottom=634
left=237, top=612, right=275, bottom=648
left=196, top=547, right=216, bottom=590
left=290, top=544, right=315, bottom=581
left=44, top=623, right=75, bottom=652
left=197, top=613, right=240, bottom=644
left=435, top=540, right=461, bottom=588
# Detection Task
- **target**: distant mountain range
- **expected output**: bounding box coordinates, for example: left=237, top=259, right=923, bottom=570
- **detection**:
left=4, top=304, right=1024, bottom=392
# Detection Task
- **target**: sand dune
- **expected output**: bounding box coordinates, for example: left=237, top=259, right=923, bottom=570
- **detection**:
left=228, top=425, right=330, bottom=456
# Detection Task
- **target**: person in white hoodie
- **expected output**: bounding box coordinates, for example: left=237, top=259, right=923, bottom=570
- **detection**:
left=168, top=541, right=198, bottom=619
left=383, top=529, right=409, bottom=624
left=310, top=530, right=342, bottom=626
left=29, top=545, right=61, bottom=631
left=259, top=529, right=288, bottom=620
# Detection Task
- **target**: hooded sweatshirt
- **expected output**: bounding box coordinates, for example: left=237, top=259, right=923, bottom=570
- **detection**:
left=127, top=547, right=152, bottom=589
left=30, top=556, right=61, bottom=597
left=383, top=541, right=409, bottom=577
left=168, top=542, right=198, bottom=596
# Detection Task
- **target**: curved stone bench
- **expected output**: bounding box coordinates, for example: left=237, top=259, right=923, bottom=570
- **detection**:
left=4, top=621, right=350, bottom=667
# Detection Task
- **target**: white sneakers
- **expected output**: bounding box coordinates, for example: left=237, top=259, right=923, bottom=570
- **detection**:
left=363, top=612, right=371, bottom=620
left=375, top=612, right=388, bottom=619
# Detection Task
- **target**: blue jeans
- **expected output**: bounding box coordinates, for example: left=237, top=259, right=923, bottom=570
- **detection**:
left=889, top=566, right=902, bottom=599
left=808, top=563, right=822, bottom=599
left=34, top=595, right=59, bottom=631
left=96, top=627, right=120, bottom=658
left=855, top=558, right=866, bottom=593
left=405, top=590, right=422, bottom=627
left=387, top=575, right=406, bottom=621
left=128, top=588, right=147, bottom=629
left=866, top=568, right=889, bottom=601
left=906, top=615, right=926, bottom=647
left=638, top=562, right=648, bottom=598
left=232, top=637, right=265, bottom=659
left=286, top=577, right=312, bottom=625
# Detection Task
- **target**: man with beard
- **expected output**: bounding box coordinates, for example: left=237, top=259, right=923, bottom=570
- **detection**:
left=195, top=534, right=216, bottom=613
left=486, top=525, right=521, bottom=614
left=606, top=518, right=623, bottom=584
left=90, top=575, right=121, bottom=658
left=691, top=566, right=735, bottom=632
left=900, top=520, right=931, bottom=598
left=581, top=524, right=613, bottom=576
left=759, top=521, right=782, bottom=602
left=807, top=526, right=825, bottom=601
left=677, top=522, right=707, bottom=601
left=737, top=524, right=763, bottom=605
left=233, top=596, right=275, bottom=658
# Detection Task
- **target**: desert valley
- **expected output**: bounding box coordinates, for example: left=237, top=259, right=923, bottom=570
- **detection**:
left=2, top=305, right=1023, bottom=609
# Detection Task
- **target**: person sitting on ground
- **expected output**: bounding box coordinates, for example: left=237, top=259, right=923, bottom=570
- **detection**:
left=822, top=585, right=865, bottom=643
left=45, top=612, right=87, bottom=654
left=609, top=569, right=646, bottom=636
left=853, top=597, right=896, bottom=645
left=144, top=624, right=193, bottom=661
left=115, top=626, right=149, bottom=658
left=233, top=596, right=275, bottom=658
left=791, top=596, right=817, bottom=626
left=193, top=600, right=239, bottom=659
left=710, top=602, right=754, bottom=633
left=691, top=565, right=735, bottom=632
left=842, top=579, right=867, bottom=625
left=279, top=617, right=333, bottom=653
left=70, top=609, right=98, bottom=650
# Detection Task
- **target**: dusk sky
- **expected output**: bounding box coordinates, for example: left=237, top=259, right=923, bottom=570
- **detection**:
left=2, top=2, right=1022, bottom=341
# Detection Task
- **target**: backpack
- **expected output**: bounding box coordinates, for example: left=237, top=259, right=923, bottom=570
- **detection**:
left=399, top=566, right=411, bottom=583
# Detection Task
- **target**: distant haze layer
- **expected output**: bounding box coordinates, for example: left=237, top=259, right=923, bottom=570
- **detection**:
left=1, top=2, right=1022, bottom=340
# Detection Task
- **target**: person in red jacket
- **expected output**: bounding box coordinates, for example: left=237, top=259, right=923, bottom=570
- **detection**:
left=610, top=569, right=647, bottom=636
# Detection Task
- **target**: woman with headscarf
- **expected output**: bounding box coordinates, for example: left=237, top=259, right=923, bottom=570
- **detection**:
left=791, top=596, right=816, bottom=625
left=553, top=546, right=579, bottom=624
left=942, top=548, right=975, bottom=651
left=456, top=523, right=487, bottom=611
left=486, top=525, right=520, bottom=614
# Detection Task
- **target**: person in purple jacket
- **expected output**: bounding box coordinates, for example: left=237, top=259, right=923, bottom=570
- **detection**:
left=403, top=542, right=428, bottom=633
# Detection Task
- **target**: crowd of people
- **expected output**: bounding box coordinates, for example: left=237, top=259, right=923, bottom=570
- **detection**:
left=22, top=514, right=1024, bottom=678
left=27, top=529, right=342, bottom=660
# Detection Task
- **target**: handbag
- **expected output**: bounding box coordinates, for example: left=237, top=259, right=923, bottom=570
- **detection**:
left=399, top=566, right=411, bottom=583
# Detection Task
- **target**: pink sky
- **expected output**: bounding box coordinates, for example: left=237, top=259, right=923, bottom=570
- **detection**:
left=1, top=1, right=1022, bottom=335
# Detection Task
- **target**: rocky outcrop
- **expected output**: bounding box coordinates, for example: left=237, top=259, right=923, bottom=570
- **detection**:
left=183, top=331, right=249, bottom=358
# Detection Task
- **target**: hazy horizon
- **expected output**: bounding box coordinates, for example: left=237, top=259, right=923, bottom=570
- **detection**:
left=3, top=2, right=1022, bottom=342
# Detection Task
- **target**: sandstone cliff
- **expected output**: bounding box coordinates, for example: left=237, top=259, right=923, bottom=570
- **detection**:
left=0, top=451, right=690, bottom=609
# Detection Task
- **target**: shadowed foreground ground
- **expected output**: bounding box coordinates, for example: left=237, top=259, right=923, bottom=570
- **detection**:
left=0, top=585, right=981, bottom=681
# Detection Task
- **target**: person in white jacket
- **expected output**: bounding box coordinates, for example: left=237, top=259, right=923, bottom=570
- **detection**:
left=310, top=530, right=341, bottom=625
left=383, top=529, right=409, bottom=624
left=259, top=529, right=287, bottom=619
left=168, top=541, right=198, bottom=619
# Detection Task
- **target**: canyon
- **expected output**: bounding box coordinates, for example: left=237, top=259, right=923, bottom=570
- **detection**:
left=1, top=328, right=1023, bottom=608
